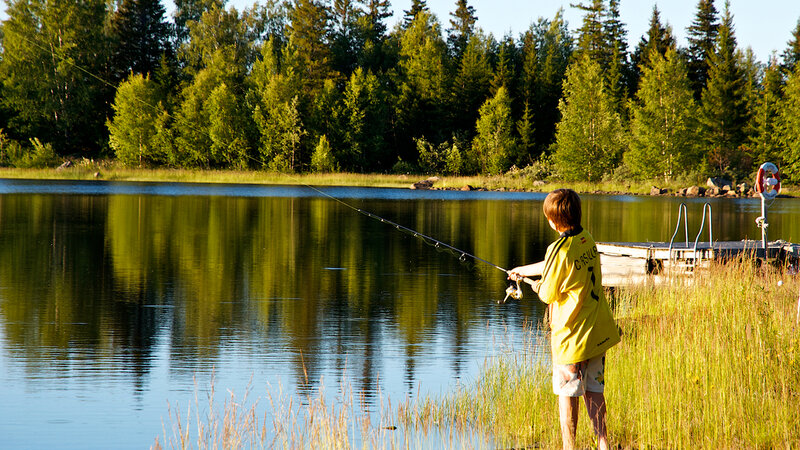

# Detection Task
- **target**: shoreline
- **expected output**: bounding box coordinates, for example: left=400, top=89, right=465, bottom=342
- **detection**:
left=0, top=166, right=795, bottom=199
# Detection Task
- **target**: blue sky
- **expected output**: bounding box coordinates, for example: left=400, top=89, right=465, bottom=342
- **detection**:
left=222, top=0, right=799, bottom=63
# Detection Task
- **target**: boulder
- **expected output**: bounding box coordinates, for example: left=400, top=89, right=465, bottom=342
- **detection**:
left=410, top=177, right=438, bottom=190
left=677, top=188, right=687, bottom=196
left=461, top=185, right=473, bottom=191
left=57, top=160, right=73, bottom=170
left=686, top=186, right=706, bottom=197
left=737, top=182, right=750, bottom=194
left=706, top=177, right=732, bottom=189
left=650, top=186, right=663, bottom=195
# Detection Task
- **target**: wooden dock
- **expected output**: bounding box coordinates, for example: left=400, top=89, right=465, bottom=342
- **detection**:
left=597, top=240, right=800, bottom=286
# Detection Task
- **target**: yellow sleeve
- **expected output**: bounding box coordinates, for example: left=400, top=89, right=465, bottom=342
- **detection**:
left=537, top=239, right=567, bottom=305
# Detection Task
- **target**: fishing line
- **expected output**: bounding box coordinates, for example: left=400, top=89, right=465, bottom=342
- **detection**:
left=5, top=20, right=530, bottom=301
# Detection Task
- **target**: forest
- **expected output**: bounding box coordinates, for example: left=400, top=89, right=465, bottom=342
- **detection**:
left=0, top=0, right=799, bottom=183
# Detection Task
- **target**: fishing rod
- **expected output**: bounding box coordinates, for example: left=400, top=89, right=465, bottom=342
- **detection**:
left=300, top=183, right=533, bottom=303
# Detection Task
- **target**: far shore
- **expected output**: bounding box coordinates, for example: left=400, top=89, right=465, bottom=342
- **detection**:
left=0, top=165, right=795, bottom=199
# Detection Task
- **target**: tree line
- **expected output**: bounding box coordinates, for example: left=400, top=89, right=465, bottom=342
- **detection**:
left=1, top=0, right=799, bottom=182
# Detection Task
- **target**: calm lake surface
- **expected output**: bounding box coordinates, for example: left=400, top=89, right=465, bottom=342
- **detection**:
left=1, top=179, right=799, bottom=449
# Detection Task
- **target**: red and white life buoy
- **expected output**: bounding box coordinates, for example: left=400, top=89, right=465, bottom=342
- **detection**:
left=755, top=162, right=781, bottom=199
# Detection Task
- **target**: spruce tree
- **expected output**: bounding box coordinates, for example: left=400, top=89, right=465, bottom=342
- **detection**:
left=108, top=0, right=174, bottom=82
left=287, top=0, right=334, bottom=91
left=749, top=59, right=785, bottom=167
left=402, top=0, right=428, bottom=29
left=572, top=0, right=606, bottom=64
left=686, top=0, right=719, bottom=98
left=394, top=10, right=447, bottom=158
left=520, top=11, right=571, bottom=156
left=626, top=48, right=698, bottom=181
left=778, top=65, right=800, bottom=181
left=781, top=19, right=800, bottom=74
left=331, top=0, right=363, bottom=76
left=553, top=55, right=624, bottom=181
left=630, top=6, right=676, bottom=87
left=450, top=34, right=492, bottom=141
left=698, top=1, right=749, bottom=176
left=447, top=0, right=477, bottom=58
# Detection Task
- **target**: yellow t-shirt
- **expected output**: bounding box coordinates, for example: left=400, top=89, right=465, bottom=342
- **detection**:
left=538, top=227, right=620, bottom=365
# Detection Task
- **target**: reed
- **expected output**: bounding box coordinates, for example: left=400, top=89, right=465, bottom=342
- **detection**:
left=407, top=260, right=800, bottom=448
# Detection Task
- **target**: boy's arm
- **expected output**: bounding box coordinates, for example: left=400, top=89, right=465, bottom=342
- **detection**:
left=508, top=261, right=545, bottom=279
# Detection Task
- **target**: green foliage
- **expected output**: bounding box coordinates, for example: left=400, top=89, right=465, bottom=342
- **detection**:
left=0, top=0, right=111, bottom=154
left=13, top=138, right=60, bottom=168
left=686, top=0, right=720, bottom=97
left=698, top=2, right=750, bottom=176
left=108, top=74, right=167, bottom=166
left=626, top=48, right=699, bottom=181
left=553, top=55, right=624, bottom=181
left=107, top=0, right=173, bottom=82
left=449, top=33, right=492, bottom=140
left=207, top=83, right=252, bottom=169
left=748, top=59, right=784, bottom=168
left=777, top=65, right=800, bottom=182
left=473, top=86, right=518, bottom=174
left=310, top=134, right=338, bottom=172
left=340, top=68, right=387, bottom=170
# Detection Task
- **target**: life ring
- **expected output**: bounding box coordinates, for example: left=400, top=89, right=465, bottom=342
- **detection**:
left=755, top=162, right=781, bottom=199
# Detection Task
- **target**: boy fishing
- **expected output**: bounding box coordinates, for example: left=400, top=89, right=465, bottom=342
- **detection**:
left=509, top=188, right=620, bottom=450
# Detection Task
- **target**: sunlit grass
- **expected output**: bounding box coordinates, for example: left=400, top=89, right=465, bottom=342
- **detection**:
left=2, top=163, right=796, bottom=196
left=152, top=262, right=799, bottom=448
left=407, top=260, right=800, bottom=448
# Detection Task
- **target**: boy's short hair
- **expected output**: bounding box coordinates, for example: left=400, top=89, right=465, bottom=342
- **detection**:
left=543, top=189, right=582, bottom=231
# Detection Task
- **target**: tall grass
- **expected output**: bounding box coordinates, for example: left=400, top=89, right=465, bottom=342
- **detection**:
left=153, top=262, right=799, bottom=448
left=406, top=260, right=800, bottom=448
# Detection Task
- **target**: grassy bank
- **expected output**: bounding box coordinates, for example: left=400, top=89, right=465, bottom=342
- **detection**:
left=406, top=260, right=800, bottom=448
left=154, top=262, right=800, bottom=448
left=2, top=163, right=796, bottom=197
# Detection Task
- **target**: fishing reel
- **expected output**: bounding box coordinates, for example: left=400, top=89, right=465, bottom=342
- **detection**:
left=499, top=279, right=523, bottom=304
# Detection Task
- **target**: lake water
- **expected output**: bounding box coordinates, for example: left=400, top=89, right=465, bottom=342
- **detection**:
left=1, top=179, right=798, bottom=448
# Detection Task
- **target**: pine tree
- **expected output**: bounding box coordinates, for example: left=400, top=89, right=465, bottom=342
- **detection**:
left=553, top=55, right=624, bottom=181
left=698, top=1, right=750, bottom=176
left=781, top=19, right=800, bottom=74
left=778, top=65, right=800, bottom=181
left=749, top=59, right=785, bottom=167
left=473, top=86, right=518, bottom=174
left=626, top=48, right=698, bottom=181
left=686, top=0, right=719, bottom=98
left=108, top=0, right=174, bottom=82
left=447, top=0, right=477, bottom=58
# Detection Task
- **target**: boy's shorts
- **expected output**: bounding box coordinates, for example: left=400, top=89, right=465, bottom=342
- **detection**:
left=552, top=353, right=606, bottom=397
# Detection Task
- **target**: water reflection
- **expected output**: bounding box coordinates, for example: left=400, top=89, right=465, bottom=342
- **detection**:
left=1, top=182, right=799, bottom=448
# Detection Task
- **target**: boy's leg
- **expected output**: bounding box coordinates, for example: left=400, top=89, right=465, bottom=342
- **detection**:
left=584, top=391, right=608, bottom=450
left=559, top=395, right=579, bottom=450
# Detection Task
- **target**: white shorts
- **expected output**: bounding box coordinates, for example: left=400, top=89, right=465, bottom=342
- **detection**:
left=552, top=353, right=606, bottom=397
